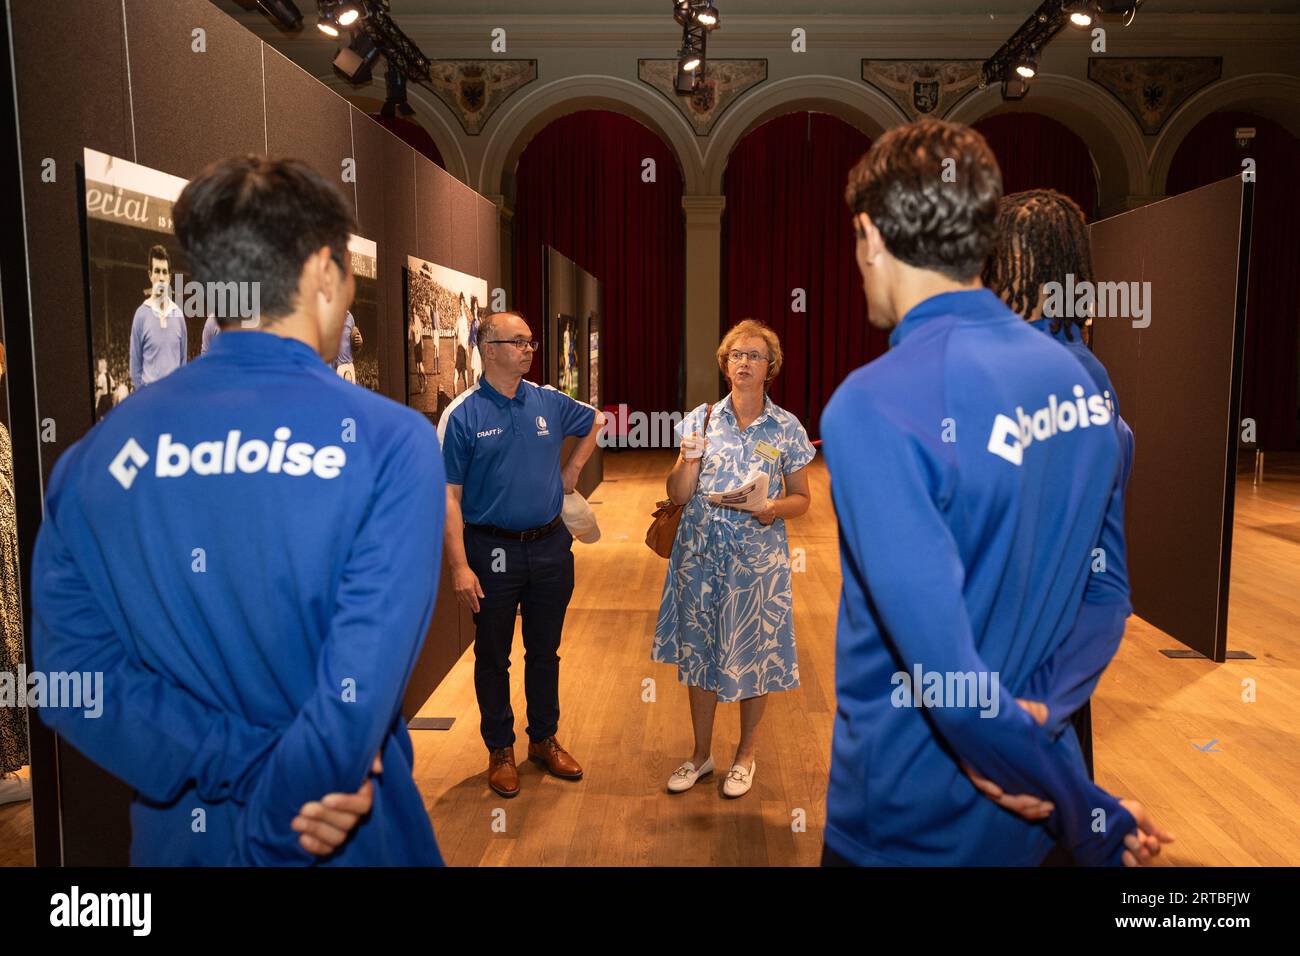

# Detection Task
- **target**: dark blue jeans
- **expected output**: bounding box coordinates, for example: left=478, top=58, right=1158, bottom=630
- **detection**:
left=464, top=523, right=575, bottom=751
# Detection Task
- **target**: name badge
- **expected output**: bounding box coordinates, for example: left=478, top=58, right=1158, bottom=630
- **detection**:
left=754, top=440, right=779, bottom=464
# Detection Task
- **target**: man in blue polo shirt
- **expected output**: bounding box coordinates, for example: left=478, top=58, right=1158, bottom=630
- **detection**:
left=438, top=310, right=602, bottom=798
left=820, top=118, right=1172, bottom=866
left=129, top=244, right=187, bottom=388
left=31, top=155, right=445, bottom=866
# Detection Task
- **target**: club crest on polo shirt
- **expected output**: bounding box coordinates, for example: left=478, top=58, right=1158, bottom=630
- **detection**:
left=107, top=428, right=347, bottom=489
left=986, top=384, right=1113, bottom=467
left=535, top=415, right=549, bottom=437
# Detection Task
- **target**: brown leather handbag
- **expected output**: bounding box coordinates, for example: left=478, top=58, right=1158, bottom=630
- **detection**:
left=646, top=403, right=713, bottom=558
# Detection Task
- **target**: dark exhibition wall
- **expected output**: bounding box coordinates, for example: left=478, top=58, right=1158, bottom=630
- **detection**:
left=1091, top=176, right=1252, bottom=662
left=2, top=0, right=502, bottom=864
left=542, top=246, right=603, bottom=496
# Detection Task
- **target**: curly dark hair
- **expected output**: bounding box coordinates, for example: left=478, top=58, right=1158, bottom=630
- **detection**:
left=844, top=118, right=1003, bottom=282
left=983, top=189, right=1092, bottom=341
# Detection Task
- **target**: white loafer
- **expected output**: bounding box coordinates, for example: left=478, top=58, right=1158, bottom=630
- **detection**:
left=722, top=761, right=755, bottom=798
left=667, top=756, right=714, bottom=793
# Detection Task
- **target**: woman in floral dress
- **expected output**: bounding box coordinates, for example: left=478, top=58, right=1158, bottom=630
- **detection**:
left=653, top=320, right=815, bottom=798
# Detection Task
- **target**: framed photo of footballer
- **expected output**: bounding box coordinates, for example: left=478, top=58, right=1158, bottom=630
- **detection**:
left=403, top=254, right=488, bottom=425
left=556, top=313, right=580, bottom=399
left=81, top=148, right=198, bottom=421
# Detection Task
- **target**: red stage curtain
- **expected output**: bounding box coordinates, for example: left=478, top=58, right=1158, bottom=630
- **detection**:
left=368, top=115, right=444, bottom=168
left=512, top=110, right=685, bottom=414
left=1168, top=112, right=1300, bottom=451
left=722, top=112, right=879, bottom=438
left=974, top=112, right=1099, bottom=219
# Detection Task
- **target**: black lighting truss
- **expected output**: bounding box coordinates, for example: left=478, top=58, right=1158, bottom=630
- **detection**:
left=673, top=1, right=717, bottom=95
left=320, top=1, right=434, bottom=92
left=980, top=1, right=1145, bottom=100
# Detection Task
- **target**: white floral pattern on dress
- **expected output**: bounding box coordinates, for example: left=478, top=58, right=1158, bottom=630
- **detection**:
left=652, top=393, right=816, bottom=702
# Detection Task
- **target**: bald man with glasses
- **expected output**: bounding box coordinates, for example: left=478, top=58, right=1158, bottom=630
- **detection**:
left=437, top=311, right=603, bottom=798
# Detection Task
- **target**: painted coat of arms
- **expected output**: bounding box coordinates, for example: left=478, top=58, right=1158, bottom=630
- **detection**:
left=1089, top=58, right=1221, bottom=135
left=861, top=60, right=984, bottom=121
left=426, top=60, right=538, bottom=135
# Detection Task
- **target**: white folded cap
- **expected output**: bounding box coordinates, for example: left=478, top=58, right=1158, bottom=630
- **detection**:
left=562, top=490, right=601, bottom=544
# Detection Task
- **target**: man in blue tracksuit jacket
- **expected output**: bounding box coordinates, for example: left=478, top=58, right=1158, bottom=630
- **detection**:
left=30, top=156, right=445, bottom=866
left=822, top=119, right=1171, bottom=866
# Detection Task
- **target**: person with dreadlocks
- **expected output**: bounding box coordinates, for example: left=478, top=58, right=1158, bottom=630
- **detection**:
left=980, top=189, right=1137, bottom=789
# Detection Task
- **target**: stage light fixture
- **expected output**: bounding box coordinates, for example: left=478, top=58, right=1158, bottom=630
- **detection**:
left=1013, top=53, right=1038, bottom=79
left=675, top=52, right=702, bottom=94
left=334, top=30, right=381, bottom=83
left=317, top=18, right=340, bottom=37
left=1064, top=2, right=1095, bottom=27
left=257, top=0, right=303, bottom=30
left=696, top=4, right=720, bottom=29
left=336, top=2, right=363, bottom=27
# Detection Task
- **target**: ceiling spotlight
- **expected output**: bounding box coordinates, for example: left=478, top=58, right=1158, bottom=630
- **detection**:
left=257, top=0, right=303, bottom=30
left=675, top=54, right=702, bottom=94
left=334, top=30, right=382, bottom=83
left=696, top=4, right=720, bottom=29
left=1064, top=2, right=1095, bottom=27
left=336, top=3, right=363, bottom=27
left=317, top=17, right=340, bottom=37
left=1013, top=53, right=1038, bottom=79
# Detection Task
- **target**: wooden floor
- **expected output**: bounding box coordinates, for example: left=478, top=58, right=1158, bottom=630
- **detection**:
left=3, top=450, right=1298, bottom=866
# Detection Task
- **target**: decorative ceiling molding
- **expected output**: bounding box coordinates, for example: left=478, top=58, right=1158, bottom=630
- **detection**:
left=1088, top=57, right=1223, bottom=135
left=638, top=59, right=767, bottom=136
left=423, top=59, right=539, bottom=134
left=861, top=60, right=983, bottom=122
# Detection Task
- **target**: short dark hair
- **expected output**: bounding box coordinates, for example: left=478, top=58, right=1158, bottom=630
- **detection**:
left=147, top=244, right=169, bottom=270
left=844, top=118, right=1003, bottom=282
left=983, top=189, right=1092, bottom=341
left=172, top=155, right=355, bottom=324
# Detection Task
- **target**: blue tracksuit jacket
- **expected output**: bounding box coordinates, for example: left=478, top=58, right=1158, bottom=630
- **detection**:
left=31, top=330, right=445, bottom=866
left=822, top=289, right=1135, bottom=866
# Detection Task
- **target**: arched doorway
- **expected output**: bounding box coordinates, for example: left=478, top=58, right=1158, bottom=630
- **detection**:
left=722, top=111, right=877, bottom=437
left=512, top=109, right=685, bottom=415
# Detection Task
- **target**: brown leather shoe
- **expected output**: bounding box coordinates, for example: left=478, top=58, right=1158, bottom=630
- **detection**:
left=527, top=736, right=584, bottom=780
left=487, top=747, right=519, bottom=798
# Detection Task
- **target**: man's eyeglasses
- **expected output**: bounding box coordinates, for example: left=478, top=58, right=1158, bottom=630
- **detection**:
left=727, top=349, right=769, bottom=364
left=488, top=339, right=539, bottom=352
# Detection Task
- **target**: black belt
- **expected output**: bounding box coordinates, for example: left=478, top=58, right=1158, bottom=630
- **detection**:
left=466, top=514, right=563, bottom=543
